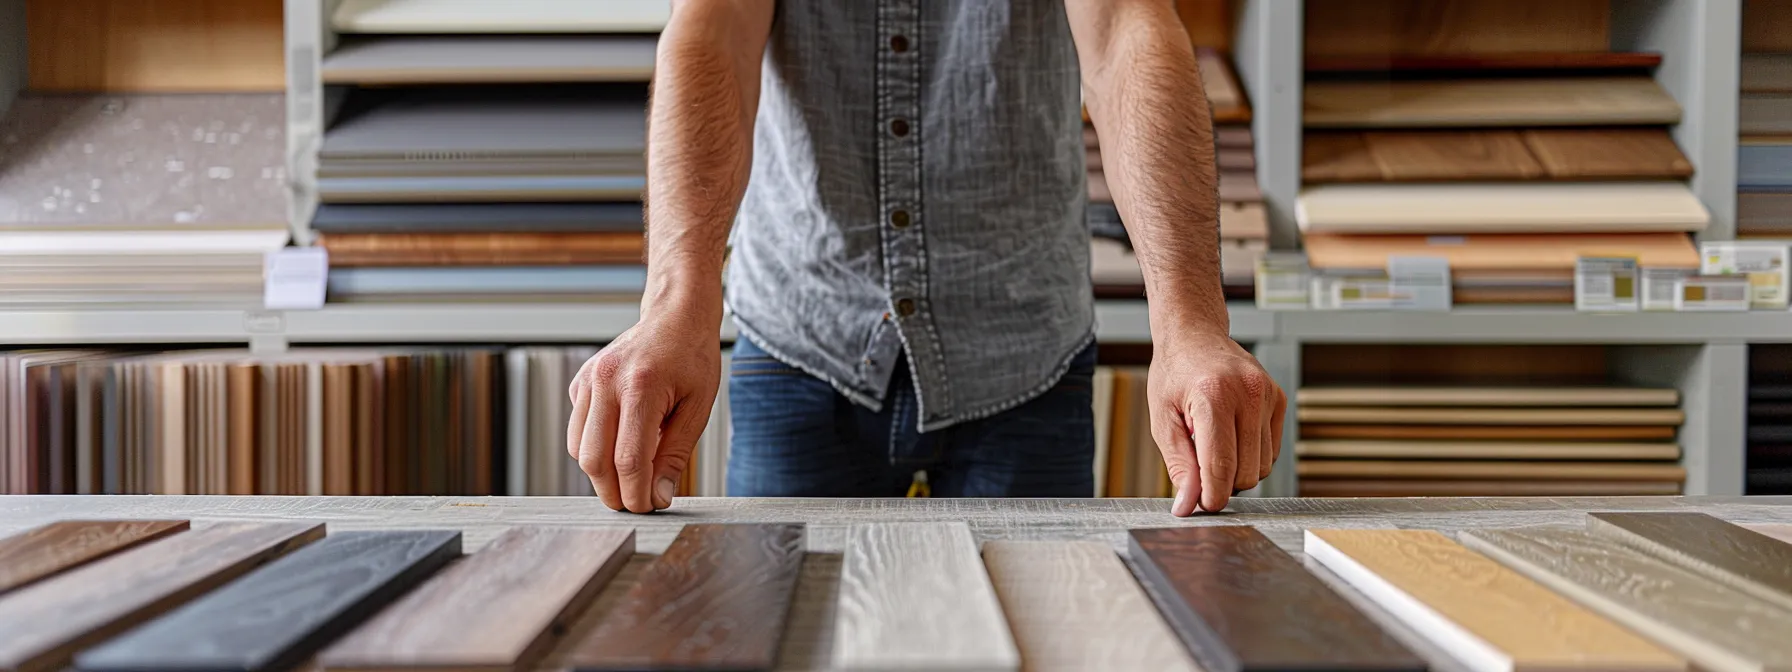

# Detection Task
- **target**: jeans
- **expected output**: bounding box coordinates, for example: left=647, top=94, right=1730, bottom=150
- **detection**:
left=726, top=335, right=1096, bottom=497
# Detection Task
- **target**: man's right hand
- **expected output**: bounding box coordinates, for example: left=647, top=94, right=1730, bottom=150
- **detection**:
left=567, top=307, right=721, bottom=513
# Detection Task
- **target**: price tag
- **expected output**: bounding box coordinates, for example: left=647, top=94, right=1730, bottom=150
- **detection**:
left=1575, top=257, right=1639, bottom=312
left=1640, top=268, right=1688, bottom=312
left=1700, top=241, right=1790, bottom=310
left=1675, top=275, right=1751, bottom=312
left=1255, top=252, right=1311, bottom=310
left=264, top=248, right=328, bottom=310
left=1386, top=256, right=1451, bottom=311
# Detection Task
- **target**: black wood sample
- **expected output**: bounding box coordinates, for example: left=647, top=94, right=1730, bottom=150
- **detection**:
left=1750, top=426, right=1792, bottom=443
left=1128, top=526, right=1426, bottom=672
left=74, top=530, right=461, bottom=672
left=567, top=523, right=806, bottom=671
left=1588, top=512, right=1792, bottom=611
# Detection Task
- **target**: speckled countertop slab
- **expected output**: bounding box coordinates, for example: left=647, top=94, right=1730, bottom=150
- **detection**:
left=0, top=94, right=288, bottom=230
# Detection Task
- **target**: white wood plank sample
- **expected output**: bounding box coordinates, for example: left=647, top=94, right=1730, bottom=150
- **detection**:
left=834, top=523, right=1019, bottom=672
left=332, top=0, right=670, bottom=33
left=983, top=541, right=1197, bottom=672
left=1297, top=387, right=1680, bottom=407
left=1296, top=183, right=1711, bottom=234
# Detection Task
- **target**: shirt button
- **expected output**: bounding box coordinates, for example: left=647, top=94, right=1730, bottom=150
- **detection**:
left=890, top=35, right=910, bottom=53
left=891, top=210, right=911, bottom=228
left=896, top=298, right=917, bottom=317
left=890, top=119, right=910, bottom=137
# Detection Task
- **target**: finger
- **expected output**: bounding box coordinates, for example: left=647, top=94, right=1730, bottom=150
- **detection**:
left=614, top=389, right=668, bottom=513
left=579, top=387, right=623, bottom=511
left=1268, top=383, right=1287, bottom=472
left=1193, top=399, right=1238, bottom=512
left=1234, top=396, right=1262, bottom=492
left=1259, top=384, right=1278, bottom=481
left=566, top=383, right=590, bottom=461
left=651, top=391, right=715, bottom=510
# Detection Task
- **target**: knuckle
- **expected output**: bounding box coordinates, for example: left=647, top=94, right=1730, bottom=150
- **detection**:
left=1240, top=369, right=1270, bottom=396
left=590, top=353, right=624, bottom=384
left=577, top=452, right=609, bottom=478
left=613, top=452, right=648, bottom=479
left=619, top=366, right=658, bottom=394
left=1192, top=375, right=1228, bottom=401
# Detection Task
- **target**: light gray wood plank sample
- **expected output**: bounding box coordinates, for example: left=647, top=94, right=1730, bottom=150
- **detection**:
left=1589, top=512, right=1792, bottom=612
left=319, top=88, right=646, bottom=159
left=983, top=541, right=1198, bottom=672
left=323, top=35, right=656, bottom=84
left=834, top=523, right=1019, bottom=672
left=1462, top=527, right=1792, bottom=672
left=1748, top=524, right=1792, bottom=545
left=0, top=522, right=323, bottom=672
left=332, top=0, right=670, bottom=34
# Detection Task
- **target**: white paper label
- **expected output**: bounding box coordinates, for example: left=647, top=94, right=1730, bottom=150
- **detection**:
left=1640, top=268, right=1688, bottom=312
left=1675, top=275, right=1751, bottom=312
left=264, top=248, right=328, bottom=310
left=1386, top=256, right=1452, bottom=311
left=1255, top=252, right=1311, bottom=310
left=1575, top=256, right=1639, bottom=312
left=1700, top=241, right=1790, bottom=309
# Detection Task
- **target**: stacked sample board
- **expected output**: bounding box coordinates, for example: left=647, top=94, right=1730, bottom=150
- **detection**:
left=5, top=512, right=1792, bottom=671
left=313, top=1, right=661, bottom=302
left=1750, top=345, right=1792, bottom=494
left=1298, top=0, right=1704, bottom=305
left=1740, top=2, right=1792, bottom=241
left=1093, top=366, right=1173, bottom=497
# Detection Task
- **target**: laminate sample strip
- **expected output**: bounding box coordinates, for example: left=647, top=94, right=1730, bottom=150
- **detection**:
left=1127, top=526, right=1423, bottom=672
left=1303, top=0, right=1611, bottom=58
left=1297, top=407, right=1684, bottom=425
left=1743, top=95, right=1792, bottom=136
left=323, top=35, right=657, bottom=84
left=1295, top=440, right=1681, bottom=461
left=1304, top=77, right=1682, bottom=128
left=320, top=88, right=647, bottom=159
left=76, top=531, right=460, bottom=672
left=1588, top=512, right=1792, bottom=612
left=332, top=0, right=670, bottom=33
left=1298, top=387, right=1679, bottom=407
left=1306, top=51, right=1663, bottom=74
left=983, top=541, right=1199, bottom=672
left=567, top=524, right=804, bottom=671
left=319, top=527, right=633, bottom=672
left=1462, top=528, right=1792, bottom=672
left=1748, top=525, right=1792, bottom=545
left=833, top=523, right=1019, bottom=672
left=1299, top=424, right=1679, bottom=441
left=0, top=520, right=188, bottom=595
left=1743, top=54, right=1792, bottom=93
left=0, top=522, right=323, bottom=672
left=1302, top=233, right=1701, bottom=271
left=1296, top=183, right=1710, bottom=234
left=1304, top=529, right=1685, bottom=672
left=1298, top=460, right=1687, bottom=482
left=1522, top=129, right=1695, bottom=180
left=1300, top=480, right=1682, bottom=497
left=318, top=232, right=645, bottom=266
left=1303, top=129, right=1691, bottom=183
left=309, top=202, right=643, bottom=234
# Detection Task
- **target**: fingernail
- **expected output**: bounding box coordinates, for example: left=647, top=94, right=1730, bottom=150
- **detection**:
left=655, top=477, right=676, bottom=509
left=1172, top=487, right=1192, bottom=516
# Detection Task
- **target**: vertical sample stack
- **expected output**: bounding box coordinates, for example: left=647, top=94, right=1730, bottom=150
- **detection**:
left=1739, top=1, right=1792, bottom=241
left=1299, top=0, right=1704, bottom=305
left=314, top=0, right=663, bottom=302
left=1749, top=345, right=1792, bottom=494
left=1094, top=366, right=1173, bottom=498
left=1295, top=345, right=1686, bottom=497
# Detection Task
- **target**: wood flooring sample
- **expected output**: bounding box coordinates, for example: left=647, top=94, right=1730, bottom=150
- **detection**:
left=1304, top=0, right=1610, bottom=57
left=1744, top=54, right=1792, bottom=93
left=0, top=522, right=322, bottom=672
left=320, top=527, right=632, bottom=672
left=1296, top=183, right=1709, bottom=234
left=26, top=0, right=286, bottom=92
left=1304, top=78, right=1682, bottom=128
left=1522, top=129, right=1694, bottom=180
left=834, top=523, right=1019, bottom=672
left=1198, top=48, right=1251, bottom=123
left=322, top=35, right=657, bottom=85
left=1302, top=232, right=1701, bottom=272
left=1300, top=424, right=1680, bottom=441
left=1748, top=524, right=1792, bottom=545
left=1303, top=132, right=1385, bottom=182
left=318, top=232, right=645, bottom=266
left=1127, top=527, right=1423, bottom=672
left=1298, top=460, right=1687, bottom=482
left=332, top=0, right=670, bottom=33
left=1589, top=513, right=1792, bottom=613
left=1305, top=529, right=1685, bottom=672
left=1746, top=0, right=1792, bottom=52
left=1307, top=51, right=1662, bottom=74
left=1300, top=479, right=1682, bottom=497
left=983, top=541, right=1199, bottom=672
left=1742, top=95, right=1792, bottom=135
left=1298, top=386, right=1679, bottom=407
left=1296, top=407, right=1684, bottom=426
left=0, top=520, right=187, bottom=595
left=75, top=531, right=459, bottom=672
left=1367, top=131, right=1544, bottom=181
left=567, top=524, right=804, bottom=671
left=1295, top=440, right=1681, bottom=461
left=1463, top=528, right=1792, bottom=672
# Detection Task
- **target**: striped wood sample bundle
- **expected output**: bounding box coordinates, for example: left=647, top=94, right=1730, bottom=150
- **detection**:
left=834, top=523, right=1019, bottom=672
left=1589, top=513, right=1792, bottom=612
left=983, top=541, right=1199, bottom=672
left=1296, top=407, right=1684, bottom=426
left=1307, top=52, right=1662, bottom=74
left=1127, top=526, right=1423, bottom=672
left=322, top=35, right=657, bottom=85
left=1299, top=424, right=1679, bottom=441
left=0, top=520, right=187, bottom=594
left=1304, top=0, right=1610, bottom=57
left=1300, top=480, right=1682, bottom=497
left=1302, top=232, right=1701, bottom=271
left=1298, top=387, right=1679, bottom=407
left=25, top=0, right=286, bottom=92
left=76, top=531, right=461, bottom=672
left=0, top=522, right=322, bottom=672
left=1296, top=183, right=1709, bottom=234
left=1462, top=528, right=1792, bottom=672
left=1299, top=460, right=1687, bottom=482
left=318, top=233, right=645, bottom=266
left=332, top=0, right=670, bottom=33
left=1304, top=78, right=1682, bottom=128
left=567, top=524, right=805, bottom=671
left=319, top=527, right=633, bottom=672
left=1304, top=529, right=1685, bottom=672
left=1295, top=440, right=1681, bottom=461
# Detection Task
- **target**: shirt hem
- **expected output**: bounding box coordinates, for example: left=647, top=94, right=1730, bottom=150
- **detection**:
left=914, top=327, right=1097, bottom=433
left=729, top=315, right=889, bottom=414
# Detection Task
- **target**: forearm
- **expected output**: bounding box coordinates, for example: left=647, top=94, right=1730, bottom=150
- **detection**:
left=1076, top=4, right=1229, bottom=341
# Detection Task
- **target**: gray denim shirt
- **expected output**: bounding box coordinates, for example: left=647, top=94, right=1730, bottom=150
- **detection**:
left=726, top=0, right=1094, bottom=432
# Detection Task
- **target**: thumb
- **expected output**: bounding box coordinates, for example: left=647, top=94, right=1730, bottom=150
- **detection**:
left=1151, top=404, right=1202, bottom=518
left=650, top=393, right=714, bottom=509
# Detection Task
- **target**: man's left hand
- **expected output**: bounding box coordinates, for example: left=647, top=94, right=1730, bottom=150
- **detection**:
left=1148, top=333, right=1286, bottom=516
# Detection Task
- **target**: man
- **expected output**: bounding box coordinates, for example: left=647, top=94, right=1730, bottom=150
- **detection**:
left=567, top=0, right=1285, bottom=517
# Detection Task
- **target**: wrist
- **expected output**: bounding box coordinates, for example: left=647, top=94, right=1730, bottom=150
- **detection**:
left=641, top=266, right=723, bottom=322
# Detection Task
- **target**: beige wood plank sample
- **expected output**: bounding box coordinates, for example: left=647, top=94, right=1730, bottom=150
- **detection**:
left=1295, top=440, right=1681, bottom=461
left=1462, top=528, right=1792, bottom=672
left=1303, top=233, right=1701, bottom=271
left=1300, top=479, right=1683, bottom=497
left=983, top=541, right=1198, bottom=672
left=1742, top=94, right=1792, bottom=135
left=1743, top=54, right=1792, bottom=93
left=1298, top=460, right=1688, bottom=482
left=1198, top=48, right=1250, bottom=123
left=1296, top=407, right=1685, bottom=426
left=1304, top=529, right=1686, bottom=672
left=1304, top=0, right=1611, bottom=57
left=1298, top=387, right=1680, bottom=407
left=1589, top=513, right=1792, bottom=613
left=1748, top=524, right=1792, bottom=545
left=1222, top=202, right=1270, bottom=240
left=0, top=522, right=322, bottom=672
left=1304, top=78, right=1682, bottom=128
left=1296, top=183, right=1710, bottom=234
left=834, top=523, right=1019, bottom=672
left=25, top=0, right=285, bottom=92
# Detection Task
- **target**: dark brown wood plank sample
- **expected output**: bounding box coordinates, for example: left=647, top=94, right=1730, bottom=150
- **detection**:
left=319, top=527, right=634, bottom=672
left=1306, top=51, right=1663, bottom=74
left=1522, top=129, right=1694, bottom=179
left=74, top=531, right=460, bottom=672
left=0, top=522, right=322, bottom=672
left=0, top=520, right=188, bottom=595
left=1127, top=526, right=1424, bottom=672
left=1588, top=512, right=1792, bottom=612
left=567, top=524, right=806, bottom=671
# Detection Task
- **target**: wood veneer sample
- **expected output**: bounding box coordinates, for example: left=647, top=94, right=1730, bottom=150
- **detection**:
left=1741, top=193, right=1792, bottom=233
left=319, top=527, right=633, bottom=672
left=1298, top=386, right=1679, bottom=407
left=318, top=232, right=644, bottom=267
left=323, top=35, right=656, bottom=85
left=1588, top=512, right=1792, bottom=613
left=1176, top=0, right=1232, bottom=52
left=1745, top=0, right=1792, bottom=53
left=1128, top=526, right=1423, bottom=672
left=1743, top=55, right=1792, bottom=93
left=1307, top=51, right=1662, bottom=74
left=1304, top=0, right=1610, bottom=57
left=833, top=523, right=1019, bottom=672
left=1296, top=440, right=1680, bottom=461
left=1299, top=460, right=1687, bottom=482
left=1198, top=49, right=1250, bottom=123
left=1463, top=528, right=1792, bottom=672
left=1302, top=132, right=1385, bottom=182
left=1304, top=77, right=1681, bottom=128
left=1296, top=183, right=1709, bottom=234
left=1300, top=479, right=1682, bottom=497
left=0, top=522, right=322, bottom=672
left=983, top=541, right=1198, bottom=672
left=1747, top=524, right=1792, bottom=545
left=566, top=524, right=802, bottom=671
left=1300, top=424, right=1679, bottom=441
left=25, top=0, right=285, bottom=92
left=1521, top=129, right=1694, bottom=180
left=1302, top=232, right=1701, bottom=271
left=76, top=531, right=460, bottom=672
left=1304, top=529, right=1685, bottom=672
left=1215, top=125, right=1253, bottom=149
left=1298, top=407, right=1684, bottom=426
left=332, top=0, right=670, bottom=33
left=1366, top=130, right=1544, bottom=181
left=1742, top=95, right=1792, bottom=136
left=0, top=520, right=188, bottom=595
